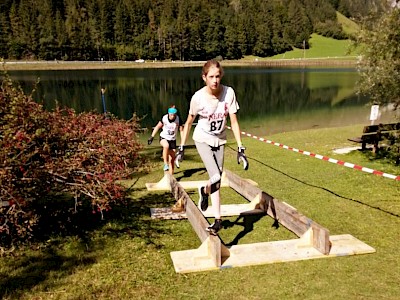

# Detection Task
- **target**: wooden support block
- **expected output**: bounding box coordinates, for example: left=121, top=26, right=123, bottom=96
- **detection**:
left=145, top=174, right=172, bottom=191
left=171, top=236, right=230, bottom=273
left=297, top=228, right=314, bottom=248
left=170, top=234, right=375, bottom=273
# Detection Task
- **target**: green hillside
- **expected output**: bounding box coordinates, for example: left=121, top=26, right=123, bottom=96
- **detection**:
left=266, top=34, right=359, bottom=60
left=266, top=12, right=361, bottom=60
left=337, top=11, right=361, bottom=36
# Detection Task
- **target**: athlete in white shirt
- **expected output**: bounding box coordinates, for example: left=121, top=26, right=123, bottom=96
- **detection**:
left=148, top=106, right=183, bottom=174
left=178, top=60, right=249, bottom=235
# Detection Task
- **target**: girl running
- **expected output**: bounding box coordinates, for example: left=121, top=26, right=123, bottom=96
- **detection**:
left=178, top=60, right=249, bottom=234
left=148, top=106, right=183, bottom=175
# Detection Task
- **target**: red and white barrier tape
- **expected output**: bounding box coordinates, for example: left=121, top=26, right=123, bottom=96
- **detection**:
left=227, top=126, right=400, bottom=181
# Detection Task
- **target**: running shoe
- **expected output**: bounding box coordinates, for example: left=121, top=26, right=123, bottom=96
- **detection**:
left=163, top=163, right=169, bottom=171
left=198, top=186, right=209, bottom=211
left=206, top=219, right=222, bottom=235
left=174, top=159, right=180, bottom=169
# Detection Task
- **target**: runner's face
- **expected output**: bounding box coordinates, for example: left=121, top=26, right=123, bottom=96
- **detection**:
left=168, top=113, right=176, bottom=121
left=203, top=66, right=221, bottom=92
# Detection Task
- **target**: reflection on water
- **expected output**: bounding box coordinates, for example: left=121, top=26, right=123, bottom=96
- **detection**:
left=8, top=67, right=397, bottom=135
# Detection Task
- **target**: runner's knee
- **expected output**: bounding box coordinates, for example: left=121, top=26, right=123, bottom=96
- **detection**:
left=210, top=173, right=221, bottom=194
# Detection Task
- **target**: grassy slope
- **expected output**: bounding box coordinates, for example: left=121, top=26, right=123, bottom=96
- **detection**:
left=336, top=11, right=360, bottom=36
left=265, top=33, right=361, bottom=60
left=246, top=12, right=361, bottom=61
left=1, top=125, right=399, bottom=300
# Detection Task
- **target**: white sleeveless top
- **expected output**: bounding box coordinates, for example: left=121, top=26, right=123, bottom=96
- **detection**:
left=159, top=114, right=181, bottom=141
left=189, top=85, right=239, bottom=147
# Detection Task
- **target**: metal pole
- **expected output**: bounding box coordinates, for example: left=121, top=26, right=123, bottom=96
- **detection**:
left=101, top=88, right=106, bottom=114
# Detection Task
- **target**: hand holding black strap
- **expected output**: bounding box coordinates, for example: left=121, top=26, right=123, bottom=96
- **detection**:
left=237, top=146, right=249, bottom=170
left=147, top=136, right=154, bottom=145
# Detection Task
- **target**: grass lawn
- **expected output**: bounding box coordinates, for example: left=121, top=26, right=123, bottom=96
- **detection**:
left=1, top=124, right=399, bottom=299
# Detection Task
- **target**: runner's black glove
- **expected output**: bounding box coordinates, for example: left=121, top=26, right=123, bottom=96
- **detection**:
left=147, top=136, right=154, bottom=145
left=237, top=146, right=249, bottom=170
left=175, top=146, right=184, bottom=168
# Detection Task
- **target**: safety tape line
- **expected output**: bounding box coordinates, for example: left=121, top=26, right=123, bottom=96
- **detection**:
left=227, top=126, right=400, bottom=181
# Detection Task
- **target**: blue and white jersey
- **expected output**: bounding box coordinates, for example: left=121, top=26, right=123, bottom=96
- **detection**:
left=159, top=114, right=181, bottom=141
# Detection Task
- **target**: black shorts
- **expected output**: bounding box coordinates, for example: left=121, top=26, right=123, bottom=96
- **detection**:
left=159, top=138, right=177, bottom=150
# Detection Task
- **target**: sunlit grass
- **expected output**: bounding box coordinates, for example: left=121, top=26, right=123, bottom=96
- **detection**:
left=269, top=34, right=360, bottom=60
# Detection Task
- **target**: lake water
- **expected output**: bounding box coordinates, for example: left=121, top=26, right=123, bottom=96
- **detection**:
left=8, top=67, right=396, bottom=136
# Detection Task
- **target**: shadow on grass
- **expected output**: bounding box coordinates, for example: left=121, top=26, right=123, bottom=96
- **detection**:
left=360, top=147, right=400, bottom=165
left=175, top=167, right=208, bottom=181
left=223, top=214, right=266, bottom=246
left=0, top=246, right=96, bottom=299
left=0, top=174, right=179, bottom=297
left=102, top=191, right=178, bottom=248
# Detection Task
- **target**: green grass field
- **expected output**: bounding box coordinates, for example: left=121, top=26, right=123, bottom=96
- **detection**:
left=1, top=125, right=399, bottom=299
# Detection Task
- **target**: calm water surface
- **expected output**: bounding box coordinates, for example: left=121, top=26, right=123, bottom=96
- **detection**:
left=9, top=67, right=396, bottom=136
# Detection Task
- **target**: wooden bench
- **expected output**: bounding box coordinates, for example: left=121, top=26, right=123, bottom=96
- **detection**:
left=348, top=122, right=400, bottom=152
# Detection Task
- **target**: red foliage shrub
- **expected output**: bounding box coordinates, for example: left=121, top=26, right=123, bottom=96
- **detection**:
left=0, top=73, right=146, bottom=247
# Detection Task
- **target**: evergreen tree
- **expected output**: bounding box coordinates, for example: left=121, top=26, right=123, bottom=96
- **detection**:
left=8, top=2, right=24, bottom=59
left=285, top=0, right=312, bottom=48
left=203, top=9, right=226, bottom=59
left=37, top=0, right=57, bottom=59
left=0, top=11, right=10, bottom=58
left=224, top=24, right=242, bottom=60
left=176, top=2, right=190, bottom=61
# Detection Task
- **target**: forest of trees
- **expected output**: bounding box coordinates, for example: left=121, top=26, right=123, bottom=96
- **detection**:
left=0, top=0, right=389, bottom=61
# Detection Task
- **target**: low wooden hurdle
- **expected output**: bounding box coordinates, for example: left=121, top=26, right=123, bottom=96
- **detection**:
left=146, top=170, right=375, bottom=273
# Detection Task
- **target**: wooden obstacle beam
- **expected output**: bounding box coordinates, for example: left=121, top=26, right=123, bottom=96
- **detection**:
left=147, top=170, right=375, bottom=273
left=224, top=169, right=330, bottom=254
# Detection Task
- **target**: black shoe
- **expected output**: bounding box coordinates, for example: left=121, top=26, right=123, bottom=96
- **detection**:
left=206, top=219, right=222, bottom=235
left=198, top=186, right=209, bottom=211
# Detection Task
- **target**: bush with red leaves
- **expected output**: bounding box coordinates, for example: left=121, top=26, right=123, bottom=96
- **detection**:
left=0, top=73, right=146, bottom=248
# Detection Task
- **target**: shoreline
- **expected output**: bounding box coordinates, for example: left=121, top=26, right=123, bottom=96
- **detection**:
left=1, top=58, right=357, bottom=71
